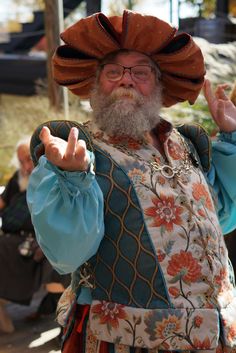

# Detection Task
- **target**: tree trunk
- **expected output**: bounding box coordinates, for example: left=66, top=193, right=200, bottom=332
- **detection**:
left=44, top=0, right=63, bottom=110
left=215, top=0, right=229, bottom=17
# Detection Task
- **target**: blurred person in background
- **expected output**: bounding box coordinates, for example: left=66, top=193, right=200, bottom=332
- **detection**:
left=0, top=138, right=70, bottom=333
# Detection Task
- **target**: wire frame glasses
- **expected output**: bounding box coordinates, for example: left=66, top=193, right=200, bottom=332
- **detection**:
left=101, top=63, right=154, bottom=82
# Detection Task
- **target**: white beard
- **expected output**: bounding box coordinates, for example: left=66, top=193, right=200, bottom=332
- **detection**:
left=18, top=172, right=29, bottom=192
left=90, top=86, right=162, bottom=140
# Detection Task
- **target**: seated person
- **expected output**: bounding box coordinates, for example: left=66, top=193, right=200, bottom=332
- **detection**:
left=0, top=138, right=70, bottom=333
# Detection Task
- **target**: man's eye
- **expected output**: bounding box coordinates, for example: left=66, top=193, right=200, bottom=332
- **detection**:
left=133, top=70, right=148, bottom=78
left=108, top=70, right=120, bottom=76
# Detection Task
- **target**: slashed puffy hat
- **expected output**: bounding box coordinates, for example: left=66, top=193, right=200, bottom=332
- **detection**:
left=52, top=10, right=205, bottom=107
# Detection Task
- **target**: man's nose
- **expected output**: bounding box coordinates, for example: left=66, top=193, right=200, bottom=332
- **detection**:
left=23, top=161, right=33, bottom=174
left=118, top=70, right=135, bottom=86
left=27, top=161, right=34, bottom=173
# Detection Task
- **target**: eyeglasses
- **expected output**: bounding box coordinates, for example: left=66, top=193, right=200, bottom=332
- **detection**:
left=101, top=63, right=155, bottom=83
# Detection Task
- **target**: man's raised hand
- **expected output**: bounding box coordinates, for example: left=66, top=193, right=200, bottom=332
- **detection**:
left=39, top=126, right=89, bottom=171
left=203, top=79, right=236, bottom=132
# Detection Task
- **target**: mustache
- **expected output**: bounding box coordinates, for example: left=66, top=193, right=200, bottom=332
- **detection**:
left=110, top=87, right=142, bottom=102
left=90, top=83, right=162, bottom=139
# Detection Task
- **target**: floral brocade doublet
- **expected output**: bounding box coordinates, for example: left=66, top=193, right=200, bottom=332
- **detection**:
left=76, top=120, right=236, bottom=353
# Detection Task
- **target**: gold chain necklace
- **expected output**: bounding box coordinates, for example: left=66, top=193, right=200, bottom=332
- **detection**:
left=114, top=129, right=194, bottom=179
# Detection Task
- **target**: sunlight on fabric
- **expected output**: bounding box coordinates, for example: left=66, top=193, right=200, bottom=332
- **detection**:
left=28, top=327, right=61, bottom=348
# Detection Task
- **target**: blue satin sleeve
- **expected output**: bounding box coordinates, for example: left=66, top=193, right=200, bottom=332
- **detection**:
left=207, top=131, right=236, bottom=234
left=26, top=154, right=105, bottom=274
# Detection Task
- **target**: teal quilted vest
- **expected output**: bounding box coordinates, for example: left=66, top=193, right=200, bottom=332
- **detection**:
left=31, top=120, right=211, bottom=310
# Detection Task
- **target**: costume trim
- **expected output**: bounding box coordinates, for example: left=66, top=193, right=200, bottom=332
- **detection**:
left=89, top=299, right=220, bottom=350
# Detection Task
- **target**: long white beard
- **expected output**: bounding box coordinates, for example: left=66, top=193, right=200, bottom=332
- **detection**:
left=18, top=172, right=29, bottom=192
left=90, top=85, right=162, bottom=140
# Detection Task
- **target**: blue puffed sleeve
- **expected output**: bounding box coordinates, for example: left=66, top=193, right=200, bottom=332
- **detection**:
left=27, top=153, right=104, bottom=274
left=207, top=131, right=236, bottom=234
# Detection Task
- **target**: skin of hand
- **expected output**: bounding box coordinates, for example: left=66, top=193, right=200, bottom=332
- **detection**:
left=203, top=79, right=236, bottom=133
left=39, top=126, right=89, bottom=171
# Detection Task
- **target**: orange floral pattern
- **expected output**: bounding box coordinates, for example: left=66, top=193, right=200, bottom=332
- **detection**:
left=215, top=268, right=228, bottom=286
left=156, top=315, right=181, bottom=339
left=157, top=249, right=166, bottom=262
left=168, top=286, right=180, bottom=298
left=86, top=121, right=236, bottom=351
left=167, top=139, right=184, bottom=160
left=227, top=323, right=236, bottom=342
left=192, top=336, right=211, bottom=349
left=192, top=182, right=214, bottom=211
left=193, top=315, right=203, bottom=328
left=90, top=300, right=220, bottom=351
left=167, top=251, right=202, bottom=284
left=145, top=194, right=183, bottom=232
left=128, top=168, right=146, bottom=184
left=91, top=301, right=127, bottom=331
left=157, top=175, right=166, bottom=185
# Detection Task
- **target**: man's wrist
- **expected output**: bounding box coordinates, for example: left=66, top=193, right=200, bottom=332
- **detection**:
left=218, top=130, right=236, bottom=145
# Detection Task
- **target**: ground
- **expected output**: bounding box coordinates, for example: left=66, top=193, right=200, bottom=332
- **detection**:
left=0, top=289, right=61, bottom=353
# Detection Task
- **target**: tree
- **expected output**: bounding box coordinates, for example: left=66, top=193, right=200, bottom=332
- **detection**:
left=44, top=0, right=63, bottom=110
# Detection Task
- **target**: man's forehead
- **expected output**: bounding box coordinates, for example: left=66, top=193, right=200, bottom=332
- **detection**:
left=110, top=51, right=152, bottom=64
left=17, top=144, right=30, bottom=158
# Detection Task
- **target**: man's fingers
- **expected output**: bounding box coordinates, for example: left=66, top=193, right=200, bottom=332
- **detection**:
left=203, top=79, right=215, bottom=114
left=203, top=79, right=213, bottom=104
left=75, top=139, right=87, bottom=158
left=65, top=127, right=79, bottom=159
left=215, top=85, right=229, bottom=101
left=217, top=100, right=225, bottom=121
left=75, top=139, right=88, bottom=170
left=39, top=126, right=52, bottom=145
left=217, top=83, right=229, bottom=90
left=39, top=126, right=88, bottom=170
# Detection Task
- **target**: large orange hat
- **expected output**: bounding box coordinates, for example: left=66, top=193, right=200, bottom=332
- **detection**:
left=52, top=10, right=205, bottom=107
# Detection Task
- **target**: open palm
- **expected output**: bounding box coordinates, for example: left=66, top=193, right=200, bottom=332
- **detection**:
left=203, top=79, right=236, bottom=132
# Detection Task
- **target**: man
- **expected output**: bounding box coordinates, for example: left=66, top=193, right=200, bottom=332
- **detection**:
left=0, top=139, right=69, bottom=333
left=0, top=139, right=34, bottom=212
left=0, top=138, right=36, bottom=333
left=27, top=11, right=236, bottom=353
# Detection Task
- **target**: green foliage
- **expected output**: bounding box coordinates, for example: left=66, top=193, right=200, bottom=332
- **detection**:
left=161, top=93, right=218, bottom=136
left=0, top=94, right=91, bottom=185
left=180, top=100, right=218, bottom=135
left=182, top=0, right=216, bottom=17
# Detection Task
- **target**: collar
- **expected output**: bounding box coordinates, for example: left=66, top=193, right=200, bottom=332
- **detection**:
left=151, top=118, right=173, bottom=143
